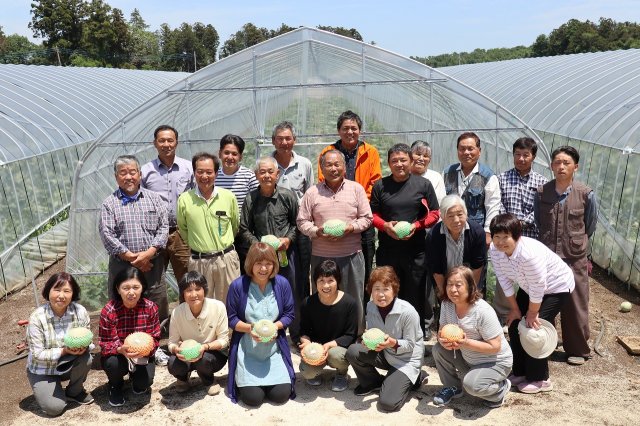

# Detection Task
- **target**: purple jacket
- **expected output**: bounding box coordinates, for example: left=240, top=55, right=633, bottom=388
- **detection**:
left=225, top=274, right=296, bottom=403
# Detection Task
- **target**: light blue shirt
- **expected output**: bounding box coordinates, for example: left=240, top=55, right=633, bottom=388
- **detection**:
left=141, top=156, right=193, bottom=226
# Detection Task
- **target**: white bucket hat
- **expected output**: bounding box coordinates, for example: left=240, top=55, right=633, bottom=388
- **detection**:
left=518, top=318, right=558, bottom=359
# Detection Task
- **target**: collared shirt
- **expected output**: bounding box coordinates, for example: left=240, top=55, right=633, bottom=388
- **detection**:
left=442, top=222, right=470, bottom=272
left=498, top=168, right=548, bottom=238
left=177, top=186, right=239, bottom=252
left=271, top=150, right=314, bottom=202
left=141, top=156, right=193, bottom=227
left=215, top=165, right=259, bottom=210
left=334, top=140, right=361, bottom=181
left=99, top=298, right=160, bottom=356
left=239, top=186, right=298, bottom=246
left=99, top=187, right=169, bottom=255
left=533, top=183, right=598, bottom=238
left=297, top=180, right=373, bottom=257
left=366, top=298, right=424, bottom=382
left=168, top=298, right=230, bottom=354
left=454, top=163, right=501, bottom=232
left=490, top=236, right=575, bottom=303
left=26, top=302, right=91, bottom=375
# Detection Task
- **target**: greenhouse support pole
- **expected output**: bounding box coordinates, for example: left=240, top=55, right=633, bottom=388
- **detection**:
left=31, top=274, right=40, bottom=307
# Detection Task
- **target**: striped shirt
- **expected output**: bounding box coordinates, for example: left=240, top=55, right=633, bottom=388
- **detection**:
left=215, top=166, right=259, bottom=210
left=440, top=299, right=512, bottom=367
left=297, top=180, right=372, bottom=257
left=26, top=302, right=91, bottom=375
left=490, top=237, right=575, bottom=303
left=99, top=298, right=160, bottom=356
left=498, top=168, right=548, bottom=238
left=99, top=187, right=169, bottom=255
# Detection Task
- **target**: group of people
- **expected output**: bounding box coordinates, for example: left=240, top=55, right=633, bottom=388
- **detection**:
left=25, top=109, right=598, bottom=415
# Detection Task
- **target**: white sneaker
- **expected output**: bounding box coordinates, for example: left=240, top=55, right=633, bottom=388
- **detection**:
left=154, top=348, right=170, bottom=366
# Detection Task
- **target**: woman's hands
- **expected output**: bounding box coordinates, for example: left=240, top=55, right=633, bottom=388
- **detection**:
left=437, top=332, right=467, bottom=351
left=62, top=346, right=87, bottom=356
left=374, top=334, right=397, bottom=352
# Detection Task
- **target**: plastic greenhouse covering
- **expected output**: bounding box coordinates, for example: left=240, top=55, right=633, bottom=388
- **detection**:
left=443, top=49, right=640, bottom=291
left=0, top=64, right=187, bottom=299
left=67, top=27, right=543, bottom=310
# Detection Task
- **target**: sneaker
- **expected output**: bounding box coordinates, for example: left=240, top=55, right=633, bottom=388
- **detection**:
left=433, top=386, right=463, bottom=406
left=132, top=385, right=150, bottom=395
left=354, top=384, right=381, bottom=396
left=518, top=380, right=553, bottom=394
left=174, top=379, right=191, bottom=393
left=331, top=374, right=349, bottom=392
left=67, top=390, right=94, bottom=405
left=507, top=374, right=527, bottom=387
left=484, top=379, right=510, bottom=408
left=306, top=376, right=322, bottom=386
left=154, top=348, right=170, bottom=366
left=567, top=356, right=586, bottom=366
left=108, top=387, right=125, bottom=407
left=207, top=383, right=221, bottom=396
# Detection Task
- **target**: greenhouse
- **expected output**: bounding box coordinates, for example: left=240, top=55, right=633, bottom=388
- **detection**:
left=443, top=49, right=640, bottom=290
left=0, top=64, right=186, bottom=299
left=67, top=27, right=543, bottom=310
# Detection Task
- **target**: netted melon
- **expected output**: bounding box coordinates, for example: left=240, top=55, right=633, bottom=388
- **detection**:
left=440, top=324, right=464, bottom=343
left=362, top=328, right=386, bottom=350
left=124, top=332, right=155, bottom=356
left=261, top=235, right=281, bottom=250
left=180, top=339, right=202, bottom=361
left=253, top=319, right=278, bottom=343
left=323, top=219, right=347, bottom=237
left=63, top=327, right=93, bottom=349
left=394, top=221, right=413, bottom=239
left=301, top=342, right=327, bottom=366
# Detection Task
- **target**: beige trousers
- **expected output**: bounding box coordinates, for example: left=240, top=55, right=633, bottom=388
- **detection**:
left=189, top=250, right=241, bottom=303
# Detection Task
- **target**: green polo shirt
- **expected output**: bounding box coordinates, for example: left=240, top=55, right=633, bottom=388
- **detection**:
left=177, top=186, right=239, bottom=253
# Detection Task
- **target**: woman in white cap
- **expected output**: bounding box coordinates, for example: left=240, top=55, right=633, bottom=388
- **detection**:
left=489, top=213, right=575, bottom=394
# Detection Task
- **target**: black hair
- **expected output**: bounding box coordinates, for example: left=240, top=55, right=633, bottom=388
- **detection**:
left=456, top=132, right=480, bottom=148
left=111, top=267, right=148, bottom=302
left=219, top=134, right=246, bottom=154
left=154, top=125, right=178, bottom=141
left=192, top=152, right=220, bottom=173
left=551, top=145, right=580, bottom=164
left=387, top=143, right=412, bottom=161
left=312, top=259, right=342, bottom=285
left=42, top=272, right=81, bottom=302
left=489, top=213, right=522, bottom=240
left=512, top=137, right=538, bottom=156
left=337, top=110, right=362, bottom=131
left=178, top=270, right=209, bottom=303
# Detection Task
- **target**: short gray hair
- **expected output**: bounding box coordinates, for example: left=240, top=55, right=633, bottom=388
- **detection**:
left=410, top=140, right=432, bottom=157
left=439, top=194, right=467, bottom=217
left=113, top=155, right=140, bottom=174
left=271, top=121, right=297, bottom=140
left=319, top=149, right=346, bottom=167
left=255, top=156, right=279, bottom=172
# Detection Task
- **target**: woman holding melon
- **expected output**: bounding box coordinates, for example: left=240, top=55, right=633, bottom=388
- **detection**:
left=432, top=266, right=512, bottom=408
left=167, top=271, right=229, bottom=396
left=26, top=272, right=94, bottom=416
left=99, top=267, right=160, bottom=407
left=226, top=242, right=295, bottom=406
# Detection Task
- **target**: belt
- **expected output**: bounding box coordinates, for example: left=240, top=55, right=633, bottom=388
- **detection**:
left=191, top=245, right=234, bottom=259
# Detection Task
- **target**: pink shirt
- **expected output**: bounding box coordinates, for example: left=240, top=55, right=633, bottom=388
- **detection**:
left=297, top=180, right=372, bottom=257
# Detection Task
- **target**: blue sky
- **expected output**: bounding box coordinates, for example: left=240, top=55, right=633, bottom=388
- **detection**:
left=3, top=0, right=639, bottom=57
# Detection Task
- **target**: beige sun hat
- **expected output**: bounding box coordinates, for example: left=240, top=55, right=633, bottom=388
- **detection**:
left=518, top=318, right=558, bottom=359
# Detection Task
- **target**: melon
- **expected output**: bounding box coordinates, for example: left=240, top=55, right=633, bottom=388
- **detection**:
left=63, top=327, right=93, bottom=349
left=393, top=221, right=413, bottom=239
left=441, top=324, right=464, bottom=343
left=620, top=301, right=632, bottom=313
left=362, top=328, right=386, bottom=350
left=124, top=332, right=155, bottom=356
left=253, top=319, right=278, bottom=343
left=180, top=339, right=202, bottom=361
left=323, top=219, right=347, bottom=237
left=261, top=235, right=281, bottom=250
left=301, top=342, right=327, bottom=366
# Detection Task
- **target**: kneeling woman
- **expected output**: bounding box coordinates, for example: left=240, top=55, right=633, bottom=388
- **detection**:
left=99, top=267, right=160, bottom=407
left=298, top=260, right=358, bottom=391
left=26, top=273, right=94, bottom=416
left=226, top=242, right=296, bottom=406
left=346, top=266, right=424, bottom=412
left=432, top=266, right=512, bottom=408
left=168, top=271, right=229, bottom=396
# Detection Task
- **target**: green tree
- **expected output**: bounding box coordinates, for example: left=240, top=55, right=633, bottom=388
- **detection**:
left=30, top=0, right=85, bottom=51
left=219, top=22, right=270, bottom=58
left=0, top=34, right=39, bottom=64
left=316, top=25, right=362, bottom=41
left=159, top=22, right=219, bottom=71
left=128, top=9, right=160, bottom=69
left=80, top=1, right=131, bottom=67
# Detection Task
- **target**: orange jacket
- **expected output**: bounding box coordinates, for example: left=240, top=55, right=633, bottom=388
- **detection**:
left=317, top=141, right=382, bottom=200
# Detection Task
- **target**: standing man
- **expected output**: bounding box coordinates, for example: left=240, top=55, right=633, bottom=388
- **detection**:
left=535, top=146, right=597, bottom=366
left=177, top=153, right=240, bottom=303
left=443, top=132, right=501, bottom=247
left=298, top=150, right=373, bottom=333
left=318, top=110, right=382, bottom=301
left=371, top=144, right=440, bottom=335
left=271, top=121, right=315, bottom=301
left=99, top=155, right=169, bottom=319
left=216, top=134, right=259, bottom=272
left=141, top=125, right=193, bottom=284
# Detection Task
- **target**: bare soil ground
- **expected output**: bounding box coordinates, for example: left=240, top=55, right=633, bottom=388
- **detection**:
left=1, top=260, right=639, bottom=426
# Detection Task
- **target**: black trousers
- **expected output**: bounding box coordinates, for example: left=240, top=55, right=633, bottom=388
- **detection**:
left=508, top=289, right=569, bottom=381
left=361, top=227, right=376, bottom=306
left=237, top=383, right=290, bottom=407
left=167, top=350, right=227, bottom=384
left=103, top=354, right=155, bottom=391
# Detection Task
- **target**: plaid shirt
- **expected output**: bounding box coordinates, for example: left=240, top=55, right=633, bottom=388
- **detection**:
left=26, top=302, right=91, bottom=375
left=498, top=168, right=548, bottom=238
left=99, top=187, right=169, bottom=255
left=98, top=298, right=160, bottom=356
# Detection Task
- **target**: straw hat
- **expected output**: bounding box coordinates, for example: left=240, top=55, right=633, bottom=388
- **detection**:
left=518, top=318, right=558, bottom=359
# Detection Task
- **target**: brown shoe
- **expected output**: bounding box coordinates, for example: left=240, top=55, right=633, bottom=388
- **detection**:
left=174, top=379, right=191, bottom=393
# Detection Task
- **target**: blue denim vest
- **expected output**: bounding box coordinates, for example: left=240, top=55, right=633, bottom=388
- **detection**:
left=444, top=163, right=495, bottom=227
